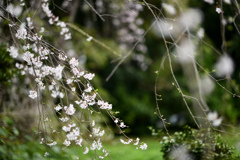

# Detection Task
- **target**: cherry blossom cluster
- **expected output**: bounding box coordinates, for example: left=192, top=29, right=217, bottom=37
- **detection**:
left=120, top=137, right=147, bottom=150
left=110, top=1, right=150, bottom=70
left=7, top=34, right=112, bottom=158
left=111, top=3, right=146, bottom=51
left=41, top=0, right=71, bottom=40
left=5, top=1, right=147, bottom=158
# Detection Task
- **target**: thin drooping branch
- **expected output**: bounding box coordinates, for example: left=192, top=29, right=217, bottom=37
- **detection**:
left=105, top=21, right=155, bottom=81
left=143, top=0, right=200, bottom=128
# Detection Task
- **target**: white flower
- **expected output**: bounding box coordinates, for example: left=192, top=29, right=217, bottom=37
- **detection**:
left=216, top=7, right=222, bottom=14
left=60, top=27, right=69, bottom=35
left=120, top=122, right=126, bottom=128
left=98, top=130, right=105, bottom=137
left=57, top=21, right=66, bottom=27
left=26, top=17, right=34, bottom=29
left=83, top=147, right=89, bottom=154
left=7, top=46, right=18, bottom=58
left=207, top=111, right=218, bottom=121
left=86, top=37, right=93, bottom=41
left=59, top=117, right=69, bottom=122
left=15, top=63, right=24, bottom=69
left=29, top=90, right=37, bottom=99
left=212, top=117, right=223, bottom=127
left=44, top=152, right=49, bottom=157
left=90, top=141, right=97, bottom=150
left=175, top=38, right=196, bottom=63
left=41, top=65, right=52, bottom=76
left=63, top=139, right=71, bottom=146
left=103, top=149, right=109, bottom=156
left=32, top=57, right=43, bottom=68
left=40, top=27, right=45, bottom=33
left=93, top=127, right=105, bottom=137
left=73, top=127, right=80, bottom=136
left=62, top=125, right=71, bottom=132
left=23, top=44, right=30, bottom=51
left=84, top=84, right=93, bottom=92
left=179, top=9, right=203, bottom=30
left=53, top=65, right=64, bottom=80
left=224, top=0, right=231, bottom=4
left=71, top=68, right=84, bottom=78
left=80, top=101, right=88, bottom=109
left=59, top=92, right=64, bottom=98
left=204, top=0, right=214, bottom=4
left=75, top=138, right=83, bottom=146
left=37, top=81, right=45, bottom=90
left=48, top=18, right=54, bottom=25
left=69, top=123, right=76, bottom=128
left=54, top=104, right=62, bottom=111
left=99, top=101, right=112, bottom=110
left=90, top=139, right=102, bottom=150
left=134, top=138, right=140, bottom=145
left=58, top=54, right=67, bottom=61
left=215, top=54, right=234, bottom=77
left=75, top=100, right=81, bottom=105
left=6, top=4, right=23, bottom=17
left=97, top=100, right=104, bottom=106
left=52, top=80, right=57, bottom=86
left=120, top=139, right=132, bottom=144
left=140, top=143, right=148, bottom=150
left=42, top=3, right=52, bottom=17
left=65, top=104, right=76, bottom=115
left=197, top=28, right=204, bottom=39
left=15, top=23, right=27, bottom=39
left=39, top=47, right=49, bottom=56
left=162, top=3, right=176, bottom=15
left=64, top=33, right=72, bottom=40
left=84, top=73, right=95, bottom=80
left=91, top=120, right=95, bottom=126
left=69, top=58, right=79, bottom=67
left=47, top=141, right=57, bottom=147
left=82, top=93, right=96, bottom=105
left=67, top=131, right=78, bottom=141
left=66, top=78, right=73, bottom=84
left=51, top=90, right=59, bottom=98
left=207, top=111, right=223, bottom=127
left=114, top=119, right=119, bottom=124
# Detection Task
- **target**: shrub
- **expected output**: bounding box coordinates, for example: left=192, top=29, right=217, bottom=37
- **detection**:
left=160, top=126, right=240, bottom=160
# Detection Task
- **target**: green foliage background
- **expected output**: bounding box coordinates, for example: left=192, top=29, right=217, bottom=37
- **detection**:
left=1, top=0, right=240, bottom=159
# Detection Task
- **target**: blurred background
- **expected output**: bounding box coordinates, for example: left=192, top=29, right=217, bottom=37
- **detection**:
left=1, top=0, right=240, bottom=159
